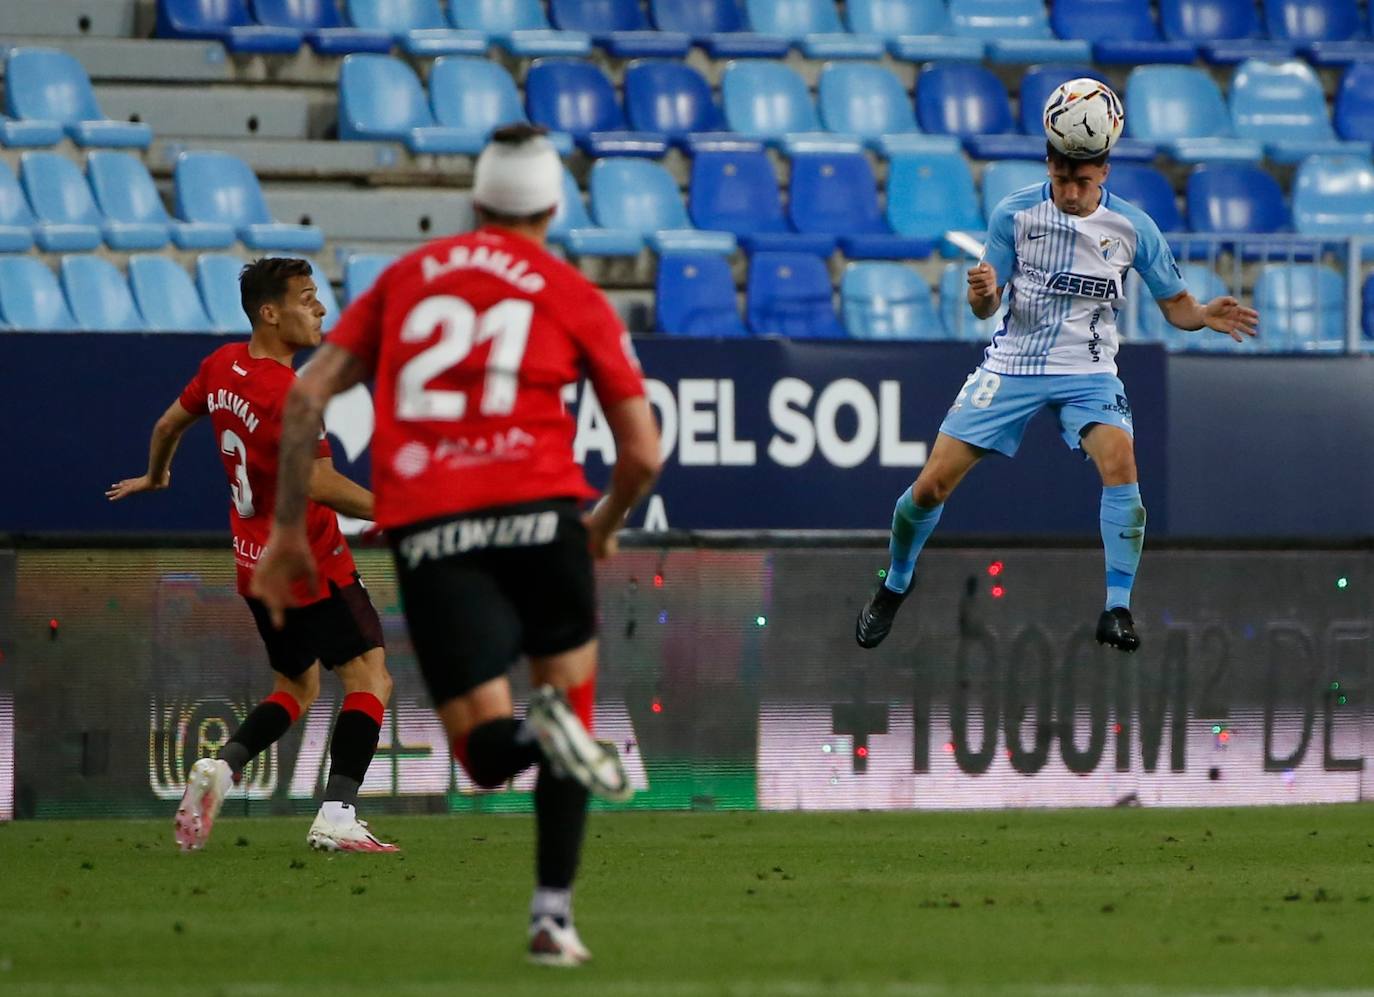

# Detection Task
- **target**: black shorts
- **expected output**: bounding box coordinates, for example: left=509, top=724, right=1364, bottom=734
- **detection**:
left=389, top=498, right=596, bottom=706
left=244, top=573, right=385, bottom=678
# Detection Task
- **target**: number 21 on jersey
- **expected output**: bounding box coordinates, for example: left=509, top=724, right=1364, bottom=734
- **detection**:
left=395, top=297, right=534, bottom=421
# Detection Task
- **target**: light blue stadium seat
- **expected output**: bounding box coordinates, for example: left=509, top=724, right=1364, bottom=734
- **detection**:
left=917, top=64, right=1042, bottom=160
left=1135, top=263, right=1231, bottom=348
left=156, top=0, right=304, bottom=53
left=254, top=0, right=393, bottom=53
left=549, top=0, right=690, bottom=56
left=981, top=161, right=1046, bottom=219
left=817, top=63, right=924, bottom=156
left=0, top=258, right=76, bottom=330
left=1126, top=66, right=1264, bottom=162
left=128, top=255, right=215, bottom=332
left=841, top=262, right=941, bottom=340
left=60, top=255, right=145, bottom=332
left=648, top=0, right=790, bottom=57
left=526, top=59, right=669, bottom=157
left=0, top=162, right=38, bottom=252
left=1335, top=64, right=1374, bottom=142
left=87, top=151, right=235, bottom=252
left=656, top=253, right=747, bottom=336
left=1253, top=263, right=1346, bottom=351
left=549, top=165, right=645, bottom=256
left=452, top=0, right=592, bottom=56
left=1231, top=59, right=1371, bottom=162
left=789, top=152, right=936, bottom=258
left=344, top=253, right=397, bottom=302
left=1159, top=0, right=1294, bottom=63
left=746, top=251, right=844, bottom=338
left=940, top=262, right=1006, bottom=340
left=1292, top=154, right=1374, bottom=244
left=345, top=0, right=487, bottom=55
left=5, top=48, right=153, bottom=149
left=624, top=60, right=727, bottom=152
left=591, top=157, right=736, bottom=255
left=428, top=57, right=573, bottom=156
left=689, top=149, right=836, bottom=256
left=744, top=0, right=884, bottom=59
left=1268, top=0, right=1370, bottom=65
left=339, top=55, right=488, bottom=155
left=196, top=254, right=253, bottom=333
left=0, top=111, right=64, bottom=148
left=887, top=152, right=982, bottom=246
left=19, top=152, right=103, bottom=252
left=174, top=152, right=324, bottom=252
left=950, top=0, right=1091, bottom=62
left=721, top=60, right=833, bottom=152
left=844, top=0, right=982, bottom=62
left=1050, top=0, right=1197, bottom=64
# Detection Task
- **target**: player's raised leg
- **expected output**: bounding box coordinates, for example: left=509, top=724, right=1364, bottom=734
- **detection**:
left=1081, top=423, right=1145, bottom=652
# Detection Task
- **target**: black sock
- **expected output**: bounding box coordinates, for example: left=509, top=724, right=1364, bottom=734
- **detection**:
left=324, top=693, right=384, bottom=807
left=462, top=718, right=541, bottom=788
left=218, top=696, right=296, bottom=776
left=534, top=765, right=589, bottom=891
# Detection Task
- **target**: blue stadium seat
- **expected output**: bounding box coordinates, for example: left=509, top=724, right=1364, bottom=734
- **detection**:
left=590, top=158, right=736, bottom=254
left=1334, top=64, right=1374, bottom=142
left=689, top=149, right=835, bottom=256
left=60, top=256, right=145, bottom=332
left=338, top=55, right=484, bottom=154
left=1135, top=263, right=1230, bottom=348
left=721, top=61, right=828, bottom=151
left=196, top=254, right=253, bottom=333
left=549, top=0, right=690, bottom=56
left=743, top=0, right=884, bottom=59
left=1185, top=163, right=1312, bottom=260
left=1292, top=154, right=1374, bottom=242
left=1231, top=59, right=1370, bottom=162
left=429, top=57, right=573, bottom=156
left=656, top=253, right=747, bottom=336
left=156, top=0, right=304, bottom=52
left=844, top=0, right=982, bottom=62
left=345, top=0, right=488, bottom=55
left=19, top=152, right=104, bottom=252
left=841, top=262, right=940, bottom=339
left=128, top=255, right=215, bottom=332
left=1125, top=66, right=1263, bottom=162
left=526, top=59, right=669, bottom=157
left=253, top=0, right=392, bottom=53
left=981, top=160, right=1046, bottom=219
left=746, top=252, right=844, bottom=338
left=817, top=63, right=924, bottom=155
left=939, top=262, right=1006, bottom=340
left=4, top=48, right=153, bottom=149
left=624, top=61, right=727, bottom=151
left=0, top=258, right=76, bottom=331
left=344, top=253, right=397, bottom=302
left=789, top=152, right=936, bottom=258
left=174, top=152, right=323, bottom=252
left=1017, top=65, right=1157, bottom=162
left=647, top=0, right=790, bottom=57
left=1362, top=272, right=1374, bottom=347
left=549, top=165, right=644, bottom=256
left=0, top=109, right=64, bottom=147
left=917, top=64, right=1042, bottom=159
left=451, top=0, right=592, bottom=56
left=1253, top=263, right=1346, bottom=351
left=1158, top=0, right=1294, bottom=62
left=87, top=152, right=235, bottom=251
left=887, top=152, right=982, bottom=245
left=0, top=162, right=38, bottom=253
left=1050, top=0, right=1197, bottom=64
left=950, top=0, right=1091, bottom=62
left=1268, top=0, right=1370, bottom=65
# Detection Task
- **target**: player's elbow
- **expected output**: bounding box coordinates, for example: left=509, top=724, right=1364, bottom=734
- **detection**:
left=619, top=438, right=662, bottom=489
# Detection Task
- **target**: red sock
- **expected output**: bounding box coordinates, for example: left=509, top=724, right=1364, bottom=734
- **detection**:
left=264, top=690, right=303, bottom=723
left=566, top=676, right=595, bottom=734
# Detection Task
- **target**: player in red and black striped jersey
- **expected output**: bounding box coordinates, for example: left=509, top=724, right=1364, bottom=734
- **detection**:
left=109, top=257, right=397, bottom=854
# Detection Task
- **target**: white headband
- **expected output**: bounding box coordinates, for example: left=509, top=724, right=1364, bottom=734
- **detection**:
left=472, top=133, right=564, bottom=217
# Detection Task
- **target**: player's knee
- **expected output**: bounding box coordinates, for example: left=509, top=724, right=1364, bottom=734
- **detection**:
left=912, top=478, right=951, bottom=507
left=280, top=673, right=319, bottom=712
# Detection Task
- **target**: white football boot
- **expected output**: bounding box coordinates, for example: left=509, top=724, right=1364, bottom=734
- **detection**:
left=527, top=916, right=592, bottom=967
left=525, top=686, right=633, bottom=803
left=306, top=804, right=399, bottom=853
left=174, top=757, right=233, bottom=852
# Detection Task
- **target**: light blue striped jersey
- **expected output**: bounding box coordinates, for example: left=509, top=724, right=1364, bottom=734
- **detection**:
left=981, top=182, right=1186, bottom=375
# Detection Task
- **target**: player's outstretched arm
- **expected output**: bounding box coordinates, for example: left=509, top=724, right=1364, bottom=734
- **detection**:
left=1157, top=291, right=1260, bottom=343
left=309, top=457, right=374, bottom=521
left=584, top=396, right=662, bottom=560
left=106, top=401, right=198, bottom=501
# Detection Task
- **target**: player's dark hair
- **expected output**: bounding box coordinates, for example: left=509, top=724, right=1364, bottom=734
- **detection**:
left=473, top=122, right=560, bottom=228
left=239, top=257, right=313, bottom=324
left=1046, top=141, right=1109, bottom=170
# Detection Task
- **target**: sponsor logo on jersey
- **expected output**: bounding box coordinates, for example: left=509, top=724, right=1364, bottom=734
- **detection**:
left=1101, top=393, right=1133, bottom=422
left=397, top=510, right=560, bottom=568
left=1047, top=272, right=1119, bottom=299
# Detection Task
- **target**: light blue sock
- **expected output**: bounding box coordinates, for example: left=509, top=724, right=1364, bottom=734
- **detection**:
left=1100, top=483, right=1146, bottom=610
left=885, top=489, right=943, bottom=594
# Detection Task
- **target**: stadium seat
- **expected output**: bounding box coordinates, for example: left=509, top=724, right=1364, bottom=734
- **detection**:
left=1185, top=163, right=1314, bottom=260
left=590, top=158, right=736, bottom=255
left=689, top=149, right=836, bottom=256
left=623, top=60, right=727, bottom=151
left=887, top=152, right=982, bottom=245
left=339, top=55, right=492, bottom=155
left=156, top=0, right=304, bottom=53
left=1134, top=263, right=1230, bottom=348
left=844, top=0, right=983, bottom=62
left=1292, top=154, right=1374, bottom=243
left=345, top=0, right=488, bottom=55
left=1049, top=0, right=1197, bottom=64
left=429, top=57, right=573, bottom=156
left=1267, top=0, right=1370, bottom=65
left=721, top=61, right=830, bottom=152
left=87, top=152, right=235, bottom=252
left=841, top=262, right=940, bottom=339
left=549, top=165, right=644, bottom=256
left=60, top=256, right=145, bottom=332
left=1362, top=272, right=1374, bottom=346
left=1017, top=65, right=1157, bottom=161
left=1106, top=162, right=1184, bottom=233
left=743, top=0, right=884, bottom=59
left=4, top=48, right=153, bottom=149
left=196, top=254, right=253, bottom=334
left=1158, top=0, right=1294, bottom=62
left=19, top=152, right=104, bottom=252
left=548, top=0, right=690, bottom=56
left=789, top=152, right=936, bottom=258
left=949, top=0, right=1091, bottom=62
left=1125, top=66, right=1263, bottom=162
left=981, top=160, right=1046, bottom=219
left=344, top=253, right=397, bottom=302
left=1334, top=64, right=1374, bottom=142
left=128, top=255, right=215, bottom=332
left=1230, top=59, right=1371, bottom=162
left=939, top=262, right=1005, bottom=340
left=746, top=251, right=845, bottom=338
left=656, top=253, right=748, bottom=336
left=0, top=162, right=38, bottom=253
left=817, top=63, right=926, bottom=155
left=647, top=0, right=790, bottom=57
left=174, top=152, right=324, bottom=252
left=526, top=60, right=669, bottom=157
left=451, top=0, right=592, bottom=56
left=917, top=64, right=1042, bottom=159
left=1253, top=263, right=1346, bottom=351
left=0, top=258, right=76, bottom=330
left=253, top=0, right=392, bottom=53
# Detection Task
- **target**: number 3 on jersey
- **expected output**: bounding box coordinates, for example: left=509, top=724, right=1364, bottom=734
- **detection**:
left=396, top=296, right=534, bottom=421
left=221, top=429, right=255, bottom=517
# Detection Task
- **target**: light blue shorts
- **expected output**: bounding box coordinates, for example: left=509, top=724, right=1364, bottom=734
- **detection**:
left=938, top=366, right=1134, bottom=457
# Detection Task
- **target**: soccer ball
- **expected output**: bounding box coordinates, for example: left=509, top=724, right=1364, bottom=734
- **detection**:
left=1043, top=79, right=1124, bottom=159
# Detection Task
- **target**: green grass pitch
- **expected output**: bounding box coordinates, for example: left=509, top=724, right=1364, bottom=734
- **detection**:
left=3, top=806, right=1373, bottom=996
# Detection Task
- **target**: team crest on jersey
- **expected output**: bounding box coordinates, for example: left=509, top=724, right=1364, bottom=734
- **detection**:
left=1099, top=236, right=1122, bottom=262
